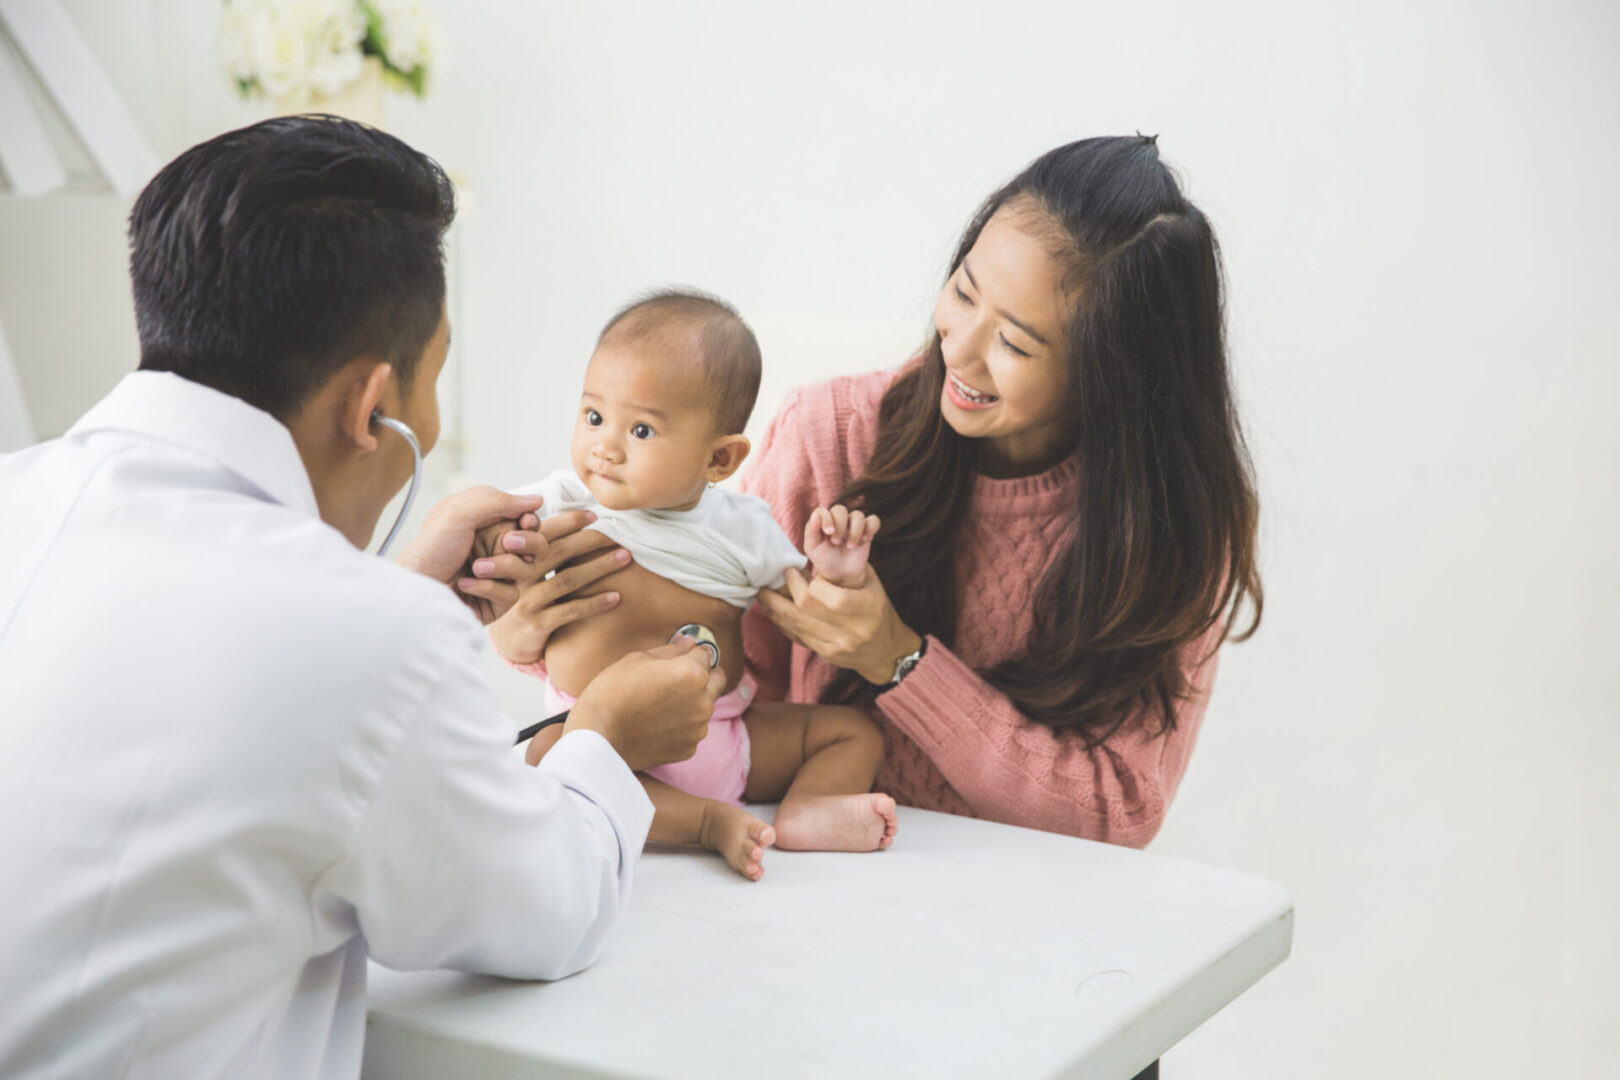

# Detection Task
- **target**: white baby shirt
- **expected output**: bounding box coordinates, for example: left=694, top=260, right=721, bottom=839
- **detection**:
left=515, top=470, right=806, bottom=608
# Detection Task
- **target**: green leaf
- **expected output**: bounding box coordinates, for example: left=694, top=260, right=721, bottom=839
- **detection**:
left=354, top=0, right=431, bottom=98
left=360, top=1, right=386, bottom=59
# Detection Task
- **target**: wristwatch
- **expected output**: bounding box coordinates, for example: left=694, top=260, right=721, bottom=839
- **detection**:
left=887, top=638, right=927, bottom=687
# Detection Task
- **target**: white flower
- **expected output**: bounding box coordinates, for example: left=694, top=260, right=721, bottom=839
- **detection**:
left=220, top=0, right=368, bottom=102
left=311, top=3, right=365, bottom=94
left=370, top=0, right=441, bottom=74
left=253, top=16, right=310, bottom=100
left=309, top=44, right=362, bottom=96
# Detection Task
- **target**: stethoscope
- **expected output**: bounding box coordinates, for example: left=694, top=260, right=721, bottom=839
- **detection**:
left=370, top=410, right=422, bottom=559
left=511, top=623, right=721, bottom=745
left=369, top=411, right=721, bottom=747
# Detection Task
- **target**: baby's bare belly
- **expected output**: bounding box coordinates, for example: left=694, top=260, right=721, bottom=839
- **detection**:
left=542, top=546, right=746, bottom=700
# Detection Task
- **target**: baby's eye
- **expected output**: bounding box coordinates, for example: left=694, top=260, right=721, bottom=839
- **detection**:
left=585, top=409, right=603, bottom=426
left=630, top=423, right=655, bottom=440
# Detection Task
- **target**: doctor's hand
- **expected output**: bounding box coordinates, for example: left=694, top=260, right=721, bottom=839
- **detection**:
left=557, top=639, right=725, bottom=772
left=397, top=487, right=547, bottom=621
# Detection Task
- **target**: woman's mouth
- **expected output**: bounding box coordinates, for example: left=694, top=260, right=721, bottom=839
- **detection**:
left=945, top=371, right=999, bottom=410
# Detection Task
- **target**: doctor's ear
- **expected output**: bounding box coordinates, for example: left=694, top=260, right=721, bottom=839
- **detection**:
left=704, top=435, right=752, bottom=485
left=340, top=361, right=394, bottom=453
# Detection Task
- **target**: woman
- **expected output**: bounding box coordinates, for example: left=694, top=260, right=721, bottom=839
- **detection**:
left=742, top=134, right=1262, bottom=847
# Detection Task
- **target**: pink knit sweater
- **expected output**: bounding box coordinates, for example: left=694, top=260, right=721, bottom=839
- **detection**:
left=739, top=369, right=1223, bottom=848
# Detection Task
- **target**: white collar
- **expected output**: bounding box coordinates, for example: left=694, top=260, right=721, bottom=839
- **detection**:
left=69, top=371, right=321, bottom=519
left=637, top=483, right=720, bottom=523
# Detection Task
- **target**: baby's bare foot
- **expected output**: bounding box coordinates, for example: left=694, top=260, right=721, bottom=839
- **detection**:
left=772, top=793, right=898, bottom=852
left=699, top=803, right=776, bottom=881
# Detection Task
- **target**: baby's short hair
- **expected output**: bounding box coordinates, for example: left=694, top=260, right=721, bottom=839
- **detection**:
left=598, top=288, right=761, bottom=434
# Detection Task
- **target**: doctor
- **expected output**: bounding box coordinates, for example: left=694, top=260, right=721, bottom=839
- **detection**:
left=0, top=117, right=721, bottom=1079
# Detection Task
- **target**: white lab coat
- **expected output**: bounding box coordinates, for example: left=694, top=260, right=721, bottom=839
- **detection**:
left=0, top=372, right=655, bottom=1079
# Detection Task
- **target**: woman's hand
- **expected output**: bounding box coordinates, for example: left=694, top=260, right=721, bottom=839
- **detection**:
left=478, top=515, right=631, bottom=666
left=755, top=563, right=923, bottom=686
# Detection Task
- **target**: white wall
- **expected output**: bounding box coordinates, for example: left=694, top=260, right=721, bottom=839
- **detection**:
left=2, top=2, right=1617, bottom=1077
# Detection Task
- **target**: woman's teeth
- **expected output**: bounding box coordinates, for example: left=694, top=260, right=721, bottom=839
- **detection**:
left=949, top=373, right=998, bottom=404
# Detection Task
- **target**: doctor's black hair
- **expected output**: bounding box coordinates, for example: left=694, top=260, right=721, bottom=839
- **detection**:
left=129, top=115, right=456, bottom=420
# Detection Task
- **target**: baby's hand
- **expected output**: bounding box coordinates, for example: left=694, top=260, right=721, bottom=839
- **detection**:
left=803, top=505, right=881, bottom=588
left=471, top=519, right=519, bottom=562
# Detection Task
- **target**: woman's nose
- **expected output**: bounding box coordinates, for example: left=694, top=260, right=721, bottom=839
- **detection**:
left=941, top=310, right=990, bottom=371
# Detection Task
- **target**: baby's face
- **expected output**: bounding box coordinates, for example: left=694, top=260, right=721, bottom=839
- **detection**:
left=571, top=342, right=721, bottom=512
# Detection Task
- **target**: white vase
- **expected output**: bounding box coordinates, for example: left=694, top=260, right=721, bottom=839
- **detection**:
left=276, top=55, right=385, bottom=129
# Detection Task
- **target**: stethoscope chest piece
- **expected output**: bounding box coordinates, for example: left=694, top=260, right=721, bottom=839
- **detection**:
left=672, top=623, right=721, bottom=670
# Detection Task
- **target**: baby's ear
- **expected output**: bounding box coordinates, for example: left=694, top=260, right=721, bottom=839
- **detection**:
left=705, top=434, right=752, bottom=484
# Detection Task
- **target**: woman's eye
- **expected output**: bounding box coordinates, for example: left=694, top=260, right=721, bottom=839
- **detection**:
left=631, top=423, right=654, bottom=440
left=954, top=283, right=973, bottom=304
left=1000, top=334, right=1032, bottom=358
left=585, top=410, right=603, bottom=426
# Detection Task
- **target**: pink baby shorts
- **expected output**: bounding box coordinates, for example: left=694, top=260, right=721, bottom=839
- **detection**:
left=543, top=671, right=757, bottom=807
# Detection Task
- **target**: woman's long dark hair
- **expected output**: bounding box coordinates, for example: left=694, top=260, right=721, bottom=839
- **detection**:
left=834, top=135, right=1262, bottom=748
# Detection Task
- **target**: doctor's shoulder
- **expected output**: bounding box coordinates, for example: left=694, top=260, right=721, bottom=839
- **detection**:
left=313, top=531, right=485, bottom=659
left=213, top=508, right=487, bottom=679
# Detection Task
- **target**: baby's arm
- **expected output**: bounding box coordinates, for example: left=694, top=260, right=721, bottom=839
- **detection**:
left=802, top=505, right=881, bottom=588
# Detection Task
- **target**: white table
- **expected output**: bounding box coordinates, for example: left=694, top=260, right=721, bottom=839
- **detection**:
left=363, top=806, right=1292, bottom=1080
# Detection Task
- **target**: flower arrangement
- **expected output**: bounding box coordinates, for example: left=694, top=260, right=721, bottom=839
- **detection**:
left=220, top=0, right=440, bottom=106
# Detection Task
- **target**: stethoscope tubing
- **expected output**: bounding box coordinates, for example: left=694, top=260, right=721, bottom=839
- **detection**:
left=514, top=712, right=569, bottom=744
left=371, top=412, right=422, bottom=558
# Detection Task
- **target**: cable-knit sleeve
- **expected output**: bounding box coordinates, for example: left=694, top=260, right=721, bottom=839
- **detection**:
left=875, top=619, right=1224, bottom=848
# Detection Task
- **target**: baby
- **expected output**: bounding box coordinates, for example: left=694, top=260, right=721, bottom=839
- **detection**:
left=482, top=289, right=897, bottom=880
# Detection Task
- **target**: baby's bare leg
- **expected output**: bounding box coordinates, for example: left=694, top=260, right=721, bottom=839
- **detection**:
left=641, top=776, right=775, bottom=882
left=743, top=704, right=898, bottom=852
left=527, top=732, right=774, bottom=880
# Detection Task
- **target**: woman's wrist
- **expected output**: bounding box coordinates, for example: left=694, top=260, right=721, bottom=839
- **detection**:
left=861, top=626, right=925, bottom=686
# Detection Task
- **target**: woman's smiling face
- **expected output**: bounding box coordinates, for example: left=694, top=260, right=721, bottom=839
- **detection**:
left=932, top=203, right=1074, bottom=475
